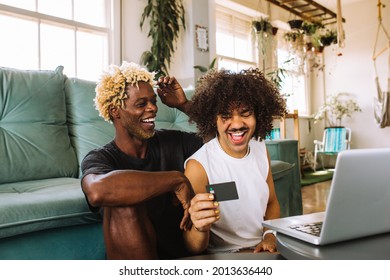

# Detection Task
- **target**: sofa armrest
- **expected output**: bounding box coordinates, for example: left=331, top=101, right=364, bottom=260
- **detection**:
left=266, top=139, right=302, bottom=216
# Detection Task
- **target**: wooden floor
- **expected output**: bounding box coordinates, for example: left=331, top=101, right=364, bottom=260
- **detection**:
left=301, top=179, right=332, bottom=214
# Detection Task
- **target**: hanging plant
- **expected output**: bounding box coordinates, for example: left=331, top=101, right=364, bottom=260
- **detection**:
left=301, top=21, right=323, bottom=36
left=284, top=29, right=305, bottom=52
left=252, top=18, right=275, bottom=72
left=252, top=18, right=273, bottom=35
left=140, top=0, right=186, bottom=78
left=288, top=19, right=303, bottom=29
left=319, top=29, right=337, bottom=47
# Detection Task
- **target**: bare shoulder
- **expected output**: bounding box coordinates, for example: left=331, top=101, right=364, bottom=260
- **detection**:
left=184, top=159, right=209, bottom=193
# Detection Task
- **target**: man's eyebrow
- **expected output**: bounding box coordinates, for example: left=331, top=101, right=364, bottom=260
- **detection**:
left=136, top=95, right=157, bottom=101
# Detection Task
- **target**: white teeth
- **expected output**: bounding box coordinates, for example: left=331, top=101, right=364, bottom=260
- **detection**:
left=232, top=131, right=244, bottom=136
left=142, top=118, right=155, bottom=123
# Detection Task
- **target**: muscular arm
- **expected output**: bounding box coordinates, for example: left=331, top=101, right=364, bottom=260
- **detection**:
left=82, top=170, right=190, bottom=208
left=82, top=169, right=195, bottom=232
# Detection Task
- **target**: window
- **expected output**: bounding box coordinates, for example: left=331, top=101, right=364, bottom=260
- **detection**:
left=0, top=0, right=116, bottom=81
left=215, top=5, right=256, bottom=72
left=215, top=4, right=309, bottom=115
left=275, top=31, right=310, bottom=115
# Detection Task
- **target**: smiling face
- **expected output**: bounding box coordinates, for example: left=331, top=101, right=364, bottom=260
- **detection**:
left=216, top=105, right=256, bottom=158
left=113, top=81, right=158, bottom=141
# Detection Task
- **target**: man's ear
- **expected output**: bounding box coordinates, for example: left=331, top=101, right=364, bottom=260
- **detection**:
left=109, top=106, right=120, bottom=120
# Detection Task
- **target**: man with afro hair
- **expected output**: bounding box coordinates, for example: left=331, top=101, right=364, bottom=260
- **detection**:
left=186, top=68, right=287, bottom=254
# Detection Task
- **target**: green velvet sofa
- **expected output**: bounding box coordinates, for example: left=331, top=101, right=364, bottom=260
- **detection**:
left=0, top=66, right=301, bottom=260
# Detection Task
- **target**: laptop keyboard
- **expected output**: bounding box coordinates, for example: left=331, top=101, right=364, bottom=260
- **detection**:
left=289, top=222, right=323, bottom=237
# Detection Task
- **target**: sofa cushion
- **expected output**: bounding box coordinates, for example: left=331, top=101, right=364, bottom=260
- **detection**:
left=155, top=88, right=197, bottom=133
left=65, top=77, right=115, bottom=175
left=0, top=66, right=78, bottom=184
left=0, top=178, right=101, bottom=238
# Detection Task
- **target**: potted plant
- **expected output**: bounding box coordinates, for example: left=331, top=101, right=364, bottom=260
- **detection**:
left=319, top=29, right=337, bottom=47
left=313, top=93, right=362, bottom=127
left=301, top=21, right=323, bottom=36
left=252, top=18, right=275, bottom=72
left=311, top=32, right=325, bottom=53
left=288, top=19, right=303, bottom=29
left=301, top=21, right=323, bottom=51
left=252, top=18, right=274, bottom=35
left=140, top=0, right=186, bottom=78
left=284, top=30, right=305, bottom=51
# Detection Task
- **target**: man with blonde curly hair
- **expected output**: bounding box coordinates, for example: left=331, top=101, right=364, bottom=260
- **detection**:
left=186, top=68, right=287, bottom=254
left=81, top=62, right=205, bottom=259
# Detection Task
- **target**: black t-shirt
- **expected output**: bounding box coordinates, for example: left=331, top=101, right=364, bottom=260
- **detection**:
left=81, top=130, right=203, bottom=259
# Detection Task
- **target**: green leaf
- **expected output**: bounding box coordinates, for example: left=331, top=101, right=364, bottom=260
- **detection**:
left=140, top=0, right=185, bottom=76
left=194, top=65, right=208, bottom=72
left=209, top=57, right=217, bottom=69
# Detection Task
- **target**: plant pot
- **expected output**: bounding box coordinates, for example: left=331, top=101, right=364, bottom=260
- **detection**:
left=320, top=36, right=336, bottom=47
left=253, top=20, right=273, bottom=33
left=253, top=21, right=262, bottom=32
left=288, top=19, right=303, bottom=30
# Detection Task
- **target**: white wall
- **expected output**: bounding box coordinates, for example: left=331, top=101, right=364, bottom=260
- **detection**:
left=121, top=0, right=200, bottom=88
left=121, top=0, right=390, bottom=149
left=313, top=0, right=390, bottom=149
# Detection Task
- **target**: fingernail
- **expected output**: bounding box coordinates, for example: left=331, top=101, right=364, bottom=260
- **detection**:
left=209, top=194, right=214, bottom=199
left=214, top=202, right=219, bottom=206
left=215, top=209, right=220, bottom=214
left=216, top=215, right=220, bottom=220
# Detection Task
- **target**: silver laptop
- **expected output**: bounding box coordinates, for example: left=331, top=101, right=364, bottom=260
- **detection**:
left=263, top=148, right=390, bottom=245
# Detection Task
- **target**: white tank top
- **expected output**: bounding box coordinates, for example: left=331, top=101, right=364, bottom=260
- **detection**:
left=185, top=138, right=270, bottom=252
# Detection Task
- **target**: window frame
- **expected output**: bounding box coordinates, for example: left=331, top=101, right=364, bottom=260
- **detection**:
left=274, top=29, right=311, bottom=116
left=215, top=4, right=257, bottom=72
left=214, top=2, right=311, bottom=116
left=0, top=1, right=119, bottom=79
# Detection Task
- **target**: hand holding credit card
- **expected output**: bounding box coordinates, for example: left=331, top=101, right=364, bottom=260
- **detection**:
left=206, top=181, right=239, bottom=201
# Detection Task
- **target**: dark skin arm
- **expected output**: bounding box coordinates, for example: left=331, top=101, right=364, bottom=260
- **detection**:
left=82, top=170, right=194, bottom=230
left=156, top=76, right=192, bottom=114
left=155, top=76, right=211, bottom=253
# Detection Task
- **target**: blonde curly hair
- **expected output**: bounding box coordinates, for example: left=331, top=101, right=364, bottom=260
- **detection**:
left=95, top=61, right=156, bottom=122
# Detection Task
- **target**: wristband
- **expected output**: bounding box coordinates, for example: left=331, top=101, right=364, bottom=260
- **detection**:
left=262, top=229, right=276, bottom=239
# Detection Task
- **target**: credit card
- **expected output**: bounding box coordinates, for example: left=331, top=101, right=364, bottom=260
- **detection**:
left=206, top=181, right=239, bottom=202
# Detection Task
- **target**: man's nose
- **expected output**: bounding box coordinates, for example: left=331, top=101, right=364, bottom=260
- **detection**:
left=230, top=115, right=244, bottom=127
left=146, top=102, right=157, bottom=112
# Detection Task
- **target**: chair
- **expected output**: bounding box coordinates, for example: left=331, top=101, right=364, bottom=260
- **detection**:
left=313, top=127, right=351, bottom=171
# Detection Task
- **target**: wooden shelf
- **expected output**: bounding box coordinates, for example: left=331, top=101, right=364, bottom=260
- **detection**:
left=265, top=0, right=345, bottom=25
